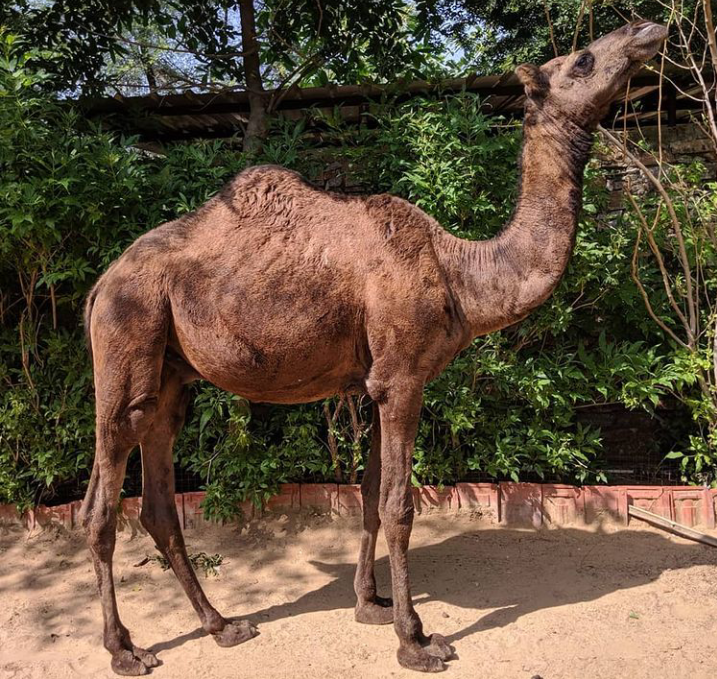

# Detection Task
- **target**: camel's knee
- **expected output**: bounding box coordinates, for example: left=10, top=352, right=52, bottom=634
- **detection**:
left=124, top=394, right=159, bottom=439
left=140, top=499, right=180, bottom=545
left=361, top=469, right=380, bottom=499
left=362, top=508, right=381, bottom=532
left=83, top=504, right=118, bottom=559
left=361, top=485, right=381, bottom=533
left=379, top=490, right=414, bottom=532
left=80, top=451, right=131, bottom=551
left=95, top=393, right=159, bottom=451
left=361, top=478, right=380, bottom=517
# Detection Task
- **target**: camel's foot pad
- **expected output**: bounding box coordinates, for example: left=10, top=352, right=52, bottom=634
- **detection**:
left=397, top=633, right=456, bottom=673
left=355, top=596, right=394, bottom=625
left=111, top=646, right=159, bottom=676
left=212, top=619, right=259, bottom=648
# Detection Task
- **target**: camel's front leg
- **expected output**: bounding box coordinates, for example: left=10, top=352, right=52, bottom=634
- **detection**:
left=377, top=384, right=455, bottom=672
left=354, top=402, right=393, bottom=625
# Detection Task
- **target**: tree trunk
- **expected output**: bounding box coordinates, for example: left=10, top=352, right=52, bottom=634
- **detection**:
left=238, top=0, right=267, bottom=154
left=714, top=316, right=717, bottom=416
left=323, top=402, right=344, bottom=483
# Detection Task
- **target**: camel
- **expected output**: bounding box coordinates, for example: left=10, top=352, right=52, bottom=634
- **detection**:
left=79, top=21, right=668, bottom=675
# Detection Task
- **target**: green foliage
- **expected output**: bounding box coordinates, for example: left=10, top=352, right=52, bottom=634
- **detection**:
left=0, top=35, right=148, bottom=510
left=433, top=0, right=696, bottom=73
left=1, top=0, right=444, bottom=95
left=143, top=549, right=224, bottom=577
left=346, top=93, right=521, bottom=236
left=618, top=159, right=717, bottom=484
left=1, top=35, right=714, bottom=520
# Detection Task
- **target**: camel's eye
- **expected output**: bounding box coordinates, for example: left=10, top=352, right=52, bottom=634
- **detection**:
left=573, top=52, right=595, bottom=76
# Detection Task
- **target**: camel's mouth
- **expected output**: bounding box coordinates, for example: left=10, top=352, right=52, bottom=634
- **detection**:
left=627, top=21, right=668, bottom=62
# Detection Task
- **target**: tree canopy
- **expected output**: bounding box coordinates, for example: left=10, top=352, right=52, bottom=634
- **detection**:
left=1, top=0, right=441, bottom=95
left=1, top=0, right=688, bottom=149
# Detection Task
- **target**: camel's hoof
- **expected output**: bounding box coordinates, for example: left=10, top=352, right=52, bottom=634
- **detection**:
left=397, top=645, right=447, bottom=673
left=111, top=648, right=154, bottom=676
left=132, top=646, right=160, bottom=668
left=422, top=633, right=455, bottom=661
left=355, top=597, right=394, bottom=625
left=212, top=619, right=259, bottom=648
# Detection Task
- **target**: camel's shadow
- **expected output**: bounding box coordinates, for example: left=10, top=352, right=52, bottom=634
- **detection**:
left=150, top=523, right=717, bottom=653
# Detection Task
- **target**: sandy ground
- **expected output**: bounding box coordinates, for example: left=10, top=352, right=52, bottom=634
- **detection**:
left=2, top=512, right=717, bottom=679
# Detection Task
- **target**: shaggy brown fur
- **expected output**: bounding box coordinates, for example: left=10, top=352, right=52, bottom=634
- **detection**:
left=80, top=22, right=667, bottom=675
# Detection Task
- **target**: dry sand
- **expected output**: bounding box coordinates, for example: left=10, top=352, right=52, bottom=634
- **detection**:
left=2, top=512, right=717, bottom=679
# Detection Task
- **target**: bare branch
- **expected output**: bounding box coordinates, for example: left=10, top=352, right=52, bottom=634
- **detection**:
left=630, top=229, right=690, bottom=349
left=705, top=0, right=717, bottom=74
left=599, top=126, right=698, bottom=344
left=323, top=400, right=344, bottom=483
left=626, top=190, right=691, bottom=335
left=82, top=25, right=257, bottom=60
left=543, top=1, right=559, bottom=58
left=267, top=52, right=325, bottom=113
left=572, top=0, right=589, bottom=52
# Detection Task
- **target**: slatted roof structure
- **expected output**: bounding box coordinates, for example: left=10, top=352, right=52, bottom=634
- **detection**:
left=80, top=67, right=707, bottom=143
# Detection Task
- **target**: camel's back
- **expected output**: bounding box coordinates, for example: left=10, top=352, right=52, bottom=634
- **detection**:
left=164, top=164, right=447, bottom=308
left=184, top=164, right=430, bottom=262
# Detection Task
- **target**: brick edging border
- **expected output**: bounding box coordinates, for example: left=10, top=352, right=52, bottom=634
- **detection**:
left=1, top=482, right=715, bottom=532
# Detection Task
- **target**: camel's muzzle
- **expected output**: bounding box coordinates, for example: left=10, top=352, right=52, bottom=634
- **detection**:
left=627, top=21, right=668, bottom=61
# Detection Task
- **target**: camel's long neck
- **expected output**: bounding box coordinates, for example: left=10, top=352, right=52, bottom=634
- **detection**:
left=436, top=113, right=593, bottom=337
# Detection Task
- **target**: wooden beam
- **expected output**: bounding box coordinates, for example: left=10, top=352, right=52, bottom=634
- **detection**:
left=628, top=505, right=717, bottom=547
left=667, top=83, right=677, bottom=127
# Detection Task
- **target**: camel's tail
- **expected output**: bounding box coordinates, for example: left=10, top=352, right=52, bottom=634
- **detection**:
left=84, top=284, right=100, bottom=366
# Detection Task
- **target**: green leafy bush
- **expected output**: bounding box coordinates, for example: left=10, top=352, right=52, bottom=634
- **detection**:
left=1, top=35, right=712, bottom=518
left=1, top=36, right=149, bottom=510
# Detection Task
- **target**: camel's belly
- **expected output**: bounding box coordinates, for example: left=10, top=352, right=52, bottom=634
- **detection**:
left=177, top=336, right=366, bottom=403
left=168, top=290, right=368, bottom=404
left=213, top=366, right=365, bottom=404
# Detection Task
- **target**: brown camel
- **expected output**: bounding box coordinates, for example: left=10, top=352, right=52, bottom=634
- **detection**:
left=79, top=21, right=667, bottom=676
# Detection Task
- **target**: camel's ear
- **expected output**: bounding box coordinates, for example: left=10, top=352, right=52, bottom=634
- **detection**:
left=516, top=63, right=549, bottom=101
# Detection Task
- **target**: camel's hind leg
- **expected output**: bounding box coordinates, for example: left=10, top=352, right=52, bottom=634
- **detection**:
left=80, top=284, right=169, bottom=676
left=139, top=366, right=257, bottom=647
left=80, top=386, right=164, bottom=673
left=354, top=402, right=393, bottom=625
left=82, top=434, right=160, bottom=676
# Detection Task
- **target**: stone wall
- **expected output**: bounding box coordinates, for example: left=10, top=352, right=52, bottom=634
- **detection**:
left=600, top=123, right=715, bottom=209
left=3, top=482, right=717, bottom=532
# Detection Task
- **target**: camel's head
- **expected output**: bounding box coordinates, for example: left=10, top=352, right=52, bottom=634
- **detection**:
left=516, top=21, right=668, bottom=130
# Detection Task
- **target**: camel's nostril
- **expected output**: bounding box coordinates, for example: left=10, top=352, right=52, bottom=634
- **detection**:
left=629, top=20, right=668, bottom=49
left=630, top=20, right=658, bottom=36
